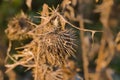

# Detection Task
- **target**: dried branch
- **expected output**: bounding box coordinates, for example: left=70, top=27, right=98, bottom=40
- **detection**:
left=79, top=16, right=89, bottom=80
left=5, top=40, right=16, bottom=63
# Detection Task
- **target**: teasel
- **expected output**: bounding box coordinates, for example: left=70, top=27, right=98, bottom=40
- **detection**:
left=5, top=12, right=34, bottom=41
left=13, top=28, right=77, bottom=80
left=5, top=4, right=78, bottom=80
left=43, top=30, right=76, bottom=64
left=18, top=28, right=77, bottom=65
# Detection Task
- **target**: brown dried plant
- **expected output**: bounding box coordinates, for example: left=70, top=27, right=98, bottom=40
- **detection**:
left=5, top=11, right=34, bottom=41
left=5, top=0, right=120, bottom=80
left=5, top=3, right=80, bottom=80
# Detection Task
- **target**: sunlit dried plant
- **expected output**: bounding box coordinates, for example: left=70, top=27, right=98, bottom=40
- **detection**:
left=5, top=12, right=34, bottom=41
left=5, top=3, right=80, bottom=80
left=5, top=0, right=120, bottom=80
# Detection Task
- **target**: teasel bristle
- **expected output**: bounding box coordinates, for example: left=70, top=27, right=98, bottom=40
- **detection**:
left=17, top=28, right=77, bottom=66
left=40, top=29, right=76, bottom=65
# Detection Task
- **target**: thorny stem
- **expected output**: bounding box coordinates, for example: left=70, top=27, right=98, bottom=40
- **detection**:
left=35, top=43, right=40, bottom=80
left=79, top=16, right=89, bottom=80
left=94, top=35, right=106, bottom=80
left=56, top=12, right=103, bottom=33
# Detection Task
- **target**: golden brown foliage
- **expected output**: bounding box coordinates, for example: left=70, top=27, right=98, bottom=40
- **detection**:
left=5, top=0, right=120, bottom=80
left=5, top=12, right=34, bottom=40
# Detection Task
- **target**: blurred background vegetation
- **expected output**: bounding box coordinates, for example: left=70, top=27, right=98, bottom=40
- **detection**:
left=0, top=0, right=120, bottom=80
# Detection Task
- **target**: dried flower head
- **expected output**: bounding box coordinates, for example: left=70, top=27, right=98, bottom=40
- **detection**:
left=19, top=28, right=76, bottom=66
left=39, top=29, right=76, bottom=65
left=5, top=12, right=34, bottom=40
left=5, top=4, right=79, bottom=80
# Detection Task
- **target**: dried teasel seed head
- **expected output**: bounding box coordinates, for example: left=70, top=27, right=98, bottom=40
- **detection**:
left=5, top=12, right=34, bottom=40
left=18, top=29, right=77, bottom=66
left=37, top=29, right=76, bottom=66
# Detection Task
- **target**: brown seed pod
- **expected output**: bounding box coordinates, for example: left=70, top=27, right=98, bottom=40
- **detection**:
left=29, top=29, right=76, bottom=65
left=16, top=28, right=77, bottom=65
left=41, top=29, right=76, bottom=64
left=5, top=12, right=34, bottom=40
